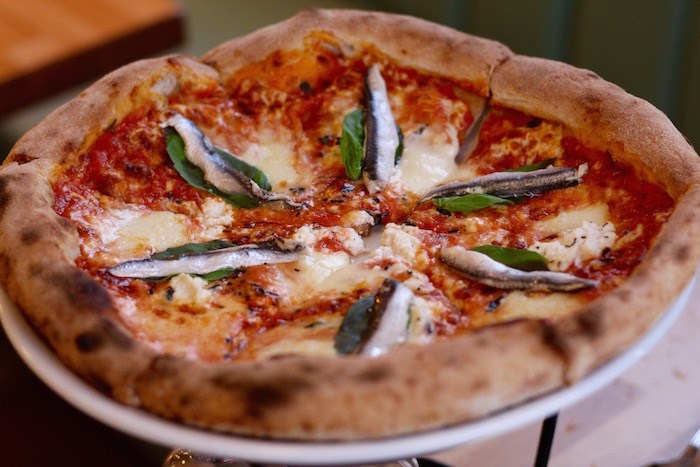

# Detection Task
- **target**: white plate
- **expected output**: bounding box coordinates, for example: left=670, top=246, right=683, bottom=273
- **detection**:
left=0, top=276, right=695, bottom=465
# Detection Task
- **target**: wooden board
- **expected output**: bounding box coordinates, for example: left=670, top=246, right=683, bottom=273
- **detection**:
left=0, top=0, right=184, bottom=116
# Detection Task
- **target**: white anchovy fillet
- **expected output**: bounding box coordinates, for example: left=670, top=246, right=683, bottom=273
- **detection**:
left=440, top=246, right=597, bottom=292
left=360, top=278, right=413, bottom=357
left=423, top=165, right=587, bottom=201
left=454, top=103, right=490, bottom=164
left=165, top=113, right=302, bottom=208
left=362, top=64, right=400, bottom=194
left=109, top=239, right=304, bottom=278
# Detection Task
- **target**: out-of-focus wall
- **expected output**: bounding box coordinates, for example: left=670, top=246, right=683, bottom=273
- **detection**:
left=384, top=0, right=700, bottom=147
left=3, top=0, right=698, bottom=153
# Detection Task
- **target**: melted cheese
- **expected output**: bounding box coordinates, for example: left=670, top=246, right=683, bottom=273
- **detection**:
left=537, top=204, right=609, bottom=236
left=532, top=222, right=617, bottom=271
left=488, top=121, right=564, bottom=161
left=497, top=291, right=587, bottom=321
left=168, top=274, right=212, bottom=307
left=198, top=198, right=235, bottom=239
left=238, top=127, right=303, bottom=189
left=89, top=206, right=189, bottom=260
left=398, top=125, right=459, bottom=196
left=381, top=223, right=430, bottom=269
left=239, top=316, right=342, bottom=360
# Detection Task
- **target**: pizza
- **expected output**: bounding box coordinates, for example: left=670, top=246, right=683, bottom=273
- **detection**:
left=1, top=8, right=699, bottom=440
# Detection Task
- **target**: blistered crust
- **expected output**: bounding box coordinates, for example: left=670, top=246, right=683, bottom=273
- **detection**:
left=133, top=320, right=565, bottom=439
left=0, top=8, right=698, bottom=441
left=490, top=55, right=700, bottom=199
left=203, top=8, right=512, bottom=97
left=549, top=185, right=700, bottom=381
left=0, top=56, right=220, bottom=402
left=490, top=54, right=700, bottom=380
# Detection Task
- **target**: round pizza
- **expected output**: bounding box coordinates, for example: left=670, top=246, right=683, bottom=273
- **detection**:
left=1, top=9, right=699, bottom=440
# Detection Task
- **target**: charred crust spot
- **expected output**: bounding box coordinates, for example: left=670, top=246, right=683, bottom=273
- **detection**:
left=84, top=371, right=113, bottom=395
left=57, top=216, right=74, bottom=231
left=244, top=384, right=290, bottom=416
left=100, top=319, right=134, bottom=350
left=10, top=152, right=36, bottom=164
left=47, top=269, right=114, bottom=313
left=75, top=320, right=133, bottom=353
left=576, top=305, right=603, bottom=338
left=211, top=373, right=312, bottom=419
left=240, top=377, right=313, bottom=419
left=469, top=378, right=489, bottom=392
left=616, top=289, right=632, bottom=303
left=150, top=355, right=180, bottom=377
left=297, top=361, right=319, bottom=374
left=75, top=331, right=102, bottom=352
left=20, top=227, right=41, bottom=245
left=0, top=253, right=9, bottom=281
left=674, top=244, right=690, bottom=264
left=540, top=321, right=568, bottom=357
left=28, top=262, right=43, bottom=276
left=583, top=70, right=601, bottom=81
left=0, top=175, right=14, bottom=217
left=62, top=140, right=77, bottom=154
left=357, top=364, right=393, bottom=383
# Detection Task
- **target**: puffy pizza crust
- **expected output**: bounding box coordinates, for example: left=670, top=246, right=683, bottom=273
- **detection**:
left=490, top=55, right=700, bottom=199
left=489, top=54, right=700, bottom=381
left=202, top=8, right=511, bottom=97
left=0, top=8, right=698, bottom=440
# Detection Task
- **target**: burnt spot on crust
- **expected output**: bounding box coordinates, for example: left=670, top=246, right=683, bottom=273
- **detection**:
left=579, top=93, right=604, bottom=124
left=47, top=269, right=114, bottom=313
left=101, top=319, right=135, bottom=350
left=674, top=243, right=691, bottom=264
left=83, top=370, right=114, bottom=395
left=244, top=384, right=292, bottom=419
left=20, top=226, right=41, bottom=245
left=0, top=253, right=9, bottom=282
left=62, top=139, right=77, bottom=155
left=9, top=152, right=36, bottom=165
left=469, top=377, right=489, bottom=392
left=356, top=364, right=393, bottom=383
left=149, top=355, right=180, bottom=377
left=75, top=320, right=133, bottom=353
left=539, top=321, right=569, bottom=359
left=211, top=373, right=312, bottom=418
left=576, top=305, right=603, bottom=338
left=75, top=331, right=102, bottom=352
left=0, top=175, right=15, bottom=218
left=615, top=289, right=632, bottom=304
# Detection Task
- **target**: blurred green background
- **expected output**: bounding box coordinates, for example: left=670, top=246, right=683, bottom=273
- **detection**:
left=1, top=0, right=698, bottom=156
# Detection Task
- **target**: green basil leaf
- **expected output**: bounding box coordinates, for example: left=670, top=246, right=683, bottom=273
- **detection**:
left=212, top=147, right=271, bottom=191
left=505, top=157, right=557, bottom=172
left=471, top=245, right=549, bottom=271
left=334, top=295, right=375, bottom=355
left=164, top=128, right=259, bottom=208
left=198, top=268, right=237, bottom=281
left=340, top=109, right=365, bottom=180
left=432, top=193, right=514, bottom=212
left=151, top=239, right=237, bottom=260
left=394, top=124, right=404, bottom=164
left=144, top=240, right=239, bottom=282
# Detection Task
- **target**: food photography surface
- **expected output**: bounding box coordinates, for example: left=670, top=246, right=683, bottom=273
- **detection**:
left=0, top=7, right=699, bottom=459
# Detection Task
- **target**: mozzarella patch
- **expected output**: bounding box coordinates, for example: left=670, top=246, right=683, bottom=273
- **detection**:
left=88, top=206, right=189, bottom=260
left=537, top=204, right=609, bottom=236
left=238, top=127, right=303, bottom=189
left=168, top=274, right=212, bottom=307
left=398, top=125, right=459, bottom=196
left=532, top=221, right=617, bottom=271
